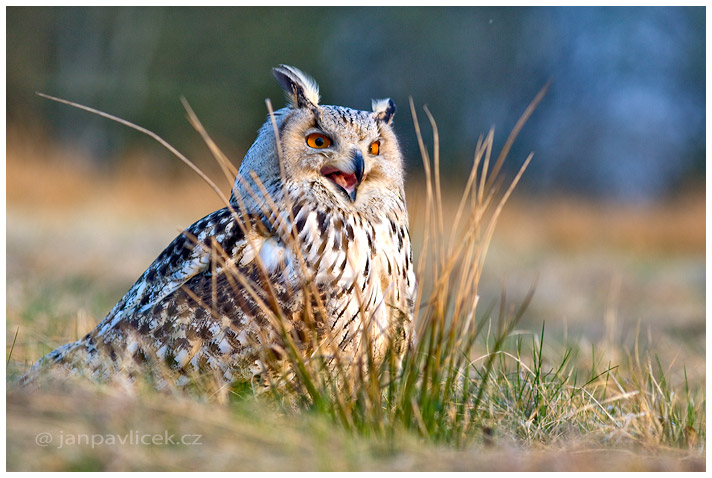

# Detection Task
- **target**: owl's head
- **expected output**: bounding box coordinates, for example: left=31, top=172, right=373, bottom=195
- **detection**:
left=235, top=65, right=405, bottom=214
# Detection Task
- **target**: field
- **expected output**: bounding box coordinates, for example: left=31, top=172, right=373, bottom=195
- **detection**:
left=6, top=127, right=705, bottom=471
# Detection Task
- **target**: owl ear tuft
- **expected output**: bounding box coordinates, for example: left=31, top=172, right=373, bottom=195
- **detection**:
left=372, top=98, right=396, bottom=125
left=273, top=65, right=321, bottom=109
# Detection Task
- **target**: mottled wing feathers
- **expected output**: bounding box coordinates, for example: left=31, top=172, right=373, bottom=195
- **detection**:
left=26, top=206, right=288, bottom=385
left=96, top=207, right=246, bottom=337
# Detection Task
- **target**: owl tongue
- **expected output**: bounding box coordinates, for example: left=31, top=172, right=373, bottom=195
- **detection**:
left=321, top=166, right=358, bottom=193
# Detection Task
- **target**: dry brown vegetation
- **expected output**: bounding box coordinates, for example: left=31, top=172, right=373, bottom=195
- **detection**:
left=6, top=127, right=705, bottom=471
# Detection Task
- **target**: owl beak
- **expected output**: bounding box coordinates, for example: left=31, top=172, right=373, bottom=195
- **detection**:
left=350, top=151, right=365, bottom=200
left=320, top=151, right=365, bottom=202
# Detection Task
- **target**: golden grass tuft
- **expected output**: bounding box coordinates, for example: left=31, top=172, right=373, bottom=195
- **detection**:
left=6, top=88, right=705, bottom=471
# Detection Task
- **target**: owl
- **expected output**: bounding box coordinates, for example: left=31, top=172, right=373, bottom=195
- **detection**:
left=23, top=65, right=416, bottom=392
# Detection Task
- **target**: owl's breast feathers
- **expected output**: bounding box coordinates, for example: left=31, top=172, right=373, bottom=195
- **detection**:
left=25, top=194, right=415, bottom=388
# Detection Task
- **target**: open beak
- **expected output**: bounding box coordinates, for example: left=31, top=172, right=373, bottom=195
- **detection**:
left=320, top=150, right=364, bottom=202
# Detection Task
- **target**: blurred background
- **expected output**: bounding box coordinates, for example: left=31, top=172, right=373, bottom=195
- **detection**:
left=7, top=5, right=705, bottom=382
left=7, top=6, right=705, bottom=200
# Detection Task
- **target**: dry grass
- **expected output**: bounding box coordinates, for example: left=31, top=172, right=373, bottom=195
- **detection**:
left=7, top=380, right=704, bottom=471
left=5, top=105, right=705, bottom=471
left=498, top=192, right=706, bottom=254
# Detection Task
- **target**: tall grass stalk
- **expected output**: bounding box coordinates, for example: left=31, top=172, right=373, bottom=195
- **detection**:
left=33, top=86, right=703, bottom=453
left=248, top=86, right=548, bottom=446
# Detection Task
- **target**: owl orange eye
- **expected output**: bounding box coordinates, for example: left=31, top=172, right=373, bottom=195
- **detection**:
left=368, top=140, right=380, bottom=155
left=306, top=133, right=332, bottom=149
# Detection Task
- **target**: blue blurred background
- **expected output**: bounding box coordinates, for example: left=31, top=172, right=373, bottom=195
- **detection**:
left=7, top=6, right=705, bottom=202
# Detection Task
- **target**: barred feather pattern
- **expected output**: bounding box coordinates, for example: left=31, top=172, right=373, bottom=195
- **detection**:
left=24, top=180, right=416, bottom=390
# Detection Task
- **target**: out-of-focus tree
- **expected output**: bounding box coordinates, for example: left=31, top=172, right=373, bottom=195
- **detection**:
left=7, top=6, right=704, bottom=201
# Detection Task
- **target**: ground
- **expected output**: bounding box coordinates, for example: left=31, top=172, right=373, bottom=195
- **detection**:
left=6, top=134, right=705, bottom=471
